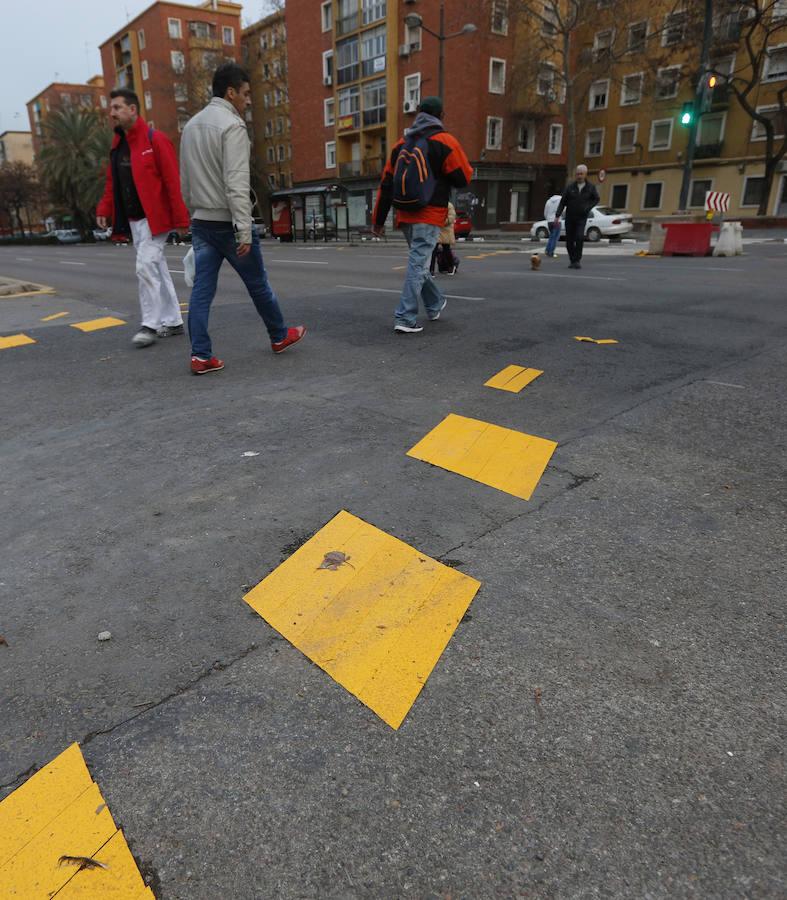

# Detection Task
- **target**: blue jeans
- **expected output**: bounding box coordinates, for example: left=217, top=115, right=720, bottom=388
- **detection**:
left=545, top=220, right=561, bottom=256
left=188, top=220, right=286, bottom=358
left=396, top=223, right=445, bottom=326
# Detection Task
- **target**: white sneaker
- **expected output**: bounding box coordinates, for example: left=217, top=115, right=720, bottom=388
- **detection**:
left=394, top=322, right=424, bottom=334
left=428, top=298, right=447, bottom=321
left=132, top=327, right=158, bottom=347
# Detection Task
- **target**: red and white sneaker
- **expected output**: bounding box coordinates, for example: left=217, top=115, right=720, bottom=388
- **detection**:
left=191, top=355, right=224, bottom=375
left=272, top=325, right=306, bottom=354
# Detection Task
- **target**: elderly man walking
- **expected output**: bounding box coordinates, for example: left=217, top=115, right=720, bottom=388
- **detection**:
left=554, top=165, right=600, bottom=270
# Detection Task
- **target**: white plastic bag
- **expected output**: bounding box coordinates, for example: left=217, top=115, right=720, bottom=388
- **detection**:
left=183, top=246, right=195, bottom=287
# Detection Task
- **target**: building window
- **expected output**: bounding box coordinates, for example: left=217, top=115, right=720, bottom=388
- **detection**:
left=274, top=89, right=283, bottom=105
left=537, top=63, right=556, bottom=97
left=489, top=58, right=506, bottom=94
left=321, top=1, right=333, bottom=32
left=361, top=24, right=386, bottom=77
left=100, top=95, right=108, bottom=108
left=336, top=35, right=360, bottom=84
left=656, top=66, right=681, bottom=99
left=405, top=22, right=422, bottom=51
left=324, top=97, right=335, bottom=126
left=742, top=176, right=766, bottom=207
left=322, top=50, right=334, bottom=85
left=223, top=26, right=235, bottom=45
left=144, top=91, right=152, bottom=110
left=589, top=80, right=609, bottom=110
left=689, top=179, right=713, bottom=208
left=174, top=83, right=188, bottom=102
left=171, top=50, right=185, bottom=73
left=362, top=0, right=386, bottom=26
left=274, top=60, right=282, bottom=78
left=610, top=183, right=628, bottom=209
left=621, top=73, right=643, bottom=105
left=141, top=60, right=149, bottom=80
left=585, top=128, right=604, bottom=156
left=486, top=116, right=503, bottom=150
left=137, top=28, right=146, bottom=50
left=517, top=120, right=535, bottom=151
left=548, top=123, right=563, bottom=154
left=263, top=93, right=270, bottom=109
left=616, top=123, right=637, bottom=153
left=774, top=1, right=787, bottom=18
left=265, top=120, right=273, bottom=137
left=751, top=105, right=787, bottom=140
left=276, top=117, right=284, bottom=135
left=542, top=3, right=559, bottom=36
left=190, top=21, right=217, bottom=40
left=627, top=21, right=647, bottom=52
left=649, top=118, right=673, bottom=150
left=278, top=144, right=286, bottom=161
left=268, top=173, right=277, bottom=188
left=362, top=77, right=386, bottom=126
left=325, top=140, right=336, bottom=168
left=168, top=18, right=182, bottom=39
left=260, top=31, right=268, bottom=50
left=263, top=63, right=270, bottom=79
left=764, top=45, right=787, bottom=82
left=338, top=85, right=360, bottom=128
left=267, top=146, right=275, bottom=163
left=491, top=0, right=509, bottom=35
left=697, top=112, right=725, bottom=146
left=593, top=29, right=614, bottom=61
left=642, top=182, right=663, bottom=210
left=404, top=73, right=421, bottom=109
left=662, top=9, right=687, bottom=46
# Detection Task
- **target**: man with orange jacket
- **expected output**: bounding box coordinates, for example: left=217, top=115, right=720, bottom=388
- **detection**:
left=372, top=96, right=472, bottom=334
left=97, top=89, right=190, bottom=348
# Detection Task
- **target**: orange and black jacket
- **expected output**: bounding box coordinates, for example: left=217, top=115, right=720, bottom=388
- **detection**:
left=373, top=118, right=473, bottom=230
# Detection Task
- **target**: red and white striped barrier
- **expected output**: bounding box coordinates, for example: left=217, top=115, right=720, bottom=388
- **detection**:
left=705, top=190, right=730, bottom=212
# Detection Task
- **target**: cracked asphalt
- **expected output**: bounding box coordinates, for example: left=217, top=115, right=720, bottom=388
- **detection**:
left=1, top=238, right=785, bottom=898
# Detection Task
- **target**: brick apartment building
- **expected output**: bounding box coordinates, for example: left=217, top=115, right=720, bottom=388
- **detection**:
left=283, top=0, right=567, bottom=230
left=242, top=10, right=293, bottom=201
left=99, top=0, right=242, bottom=145
left=569, top=0, right=787, bottom=219
left=26, top=76, right=106, bottom=158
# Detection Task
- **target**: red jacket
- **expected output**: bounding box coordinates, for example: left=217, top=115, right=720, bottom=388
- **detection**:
left=96, top=116, right=190, bottom=237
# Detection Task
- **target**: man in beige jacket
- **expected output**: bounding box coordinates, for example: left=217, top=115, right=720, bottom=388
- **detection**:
left=179, top=62, right=305, bottom=375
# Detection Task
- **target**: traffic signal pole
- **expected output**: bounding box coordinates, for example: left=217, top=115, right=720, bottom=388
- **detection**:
left=678, top=0, right=714, bottom=211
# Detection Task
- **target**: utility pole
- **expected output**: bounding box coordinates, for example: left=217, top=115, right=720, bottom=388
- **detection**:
left=678, top=0, right=714, bottom=211
left=438, top=0, right=445, bottom=100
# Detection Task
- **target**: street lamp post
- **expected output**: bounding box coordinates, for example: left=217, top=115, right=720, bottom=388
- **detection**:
left=404, top=1, right=476, bottom=101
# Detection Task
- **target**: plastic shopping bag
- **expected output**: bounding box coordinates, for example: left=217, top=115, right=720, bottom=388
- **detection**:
left=183, top=246, right=195, bottom=287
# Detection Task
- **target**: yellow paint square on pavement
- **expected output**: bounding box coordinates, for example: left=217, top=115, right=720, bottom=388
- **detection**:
left=70, top=317, right=126, bottom=333
left=243, top=510, right=481, bottom=730
left=484, top=364, right=544, bottom=393
left=407, top=413, right=557, bottom=501
left=0, top=333, right=36, bottom=350
left=0, top=743, right=151, bottom=898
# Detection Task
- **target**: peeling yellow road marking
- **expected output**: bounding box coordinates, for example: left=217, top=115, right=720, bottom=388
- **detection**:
left=407, top=413, right=557, bottom=501
left=574, top=335, right=619, bottom=344
left=41, top=311, right=69, bottom=321
left=70, top=317, right=126, bottom=333
left=0, top=333, right=36, bottom=350
left=0, top=743, right=150, bottom=898
left=484, top=364, right=543, bottom=393
left=244, top=510, right=481, bottom=730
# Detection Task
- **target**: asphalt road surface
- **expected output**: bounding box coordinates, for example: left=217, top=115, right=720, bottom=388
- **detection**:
left=1, top=236, right=785, bottom=899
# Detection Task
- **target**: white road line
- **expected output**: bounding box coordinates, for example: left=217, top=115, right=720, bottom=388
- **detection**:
left=15, top=257, right=33, bottom=262
left=60, top=261, right=87, bottom=266
left=266, top=258, right=330, bottom=265
left=496, top=271, right=626, bottom=282
left=337, top=284, right=485, bottom=300
left=705, top=380, right=745, bottom=389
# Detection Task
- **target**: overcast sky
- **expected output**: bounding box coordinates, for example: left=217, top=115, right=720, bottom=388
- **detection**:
left=0, top=0, right=277, bottom=134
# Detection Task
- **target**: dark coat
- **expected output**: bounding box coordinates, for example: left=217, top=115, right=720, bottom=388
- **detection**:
left=556, top=180, right=600, bottom=220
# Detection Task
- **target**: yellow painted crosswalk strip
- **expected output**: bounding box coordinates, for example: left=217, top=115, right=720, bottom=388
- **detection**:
left=574, top=335, right=618, bottom=344
left=41, top=311, right=69, bottom=321
left=70, top=317, right=126, bottom=333
left=0, top=743, right=152, bottom=898
left=0, top=333, right=36, bottom=350
left=407, top=413, right=557, bottom=501
left=244, top=510, right=481, bottom=730
left=484, top=364, right=543, bottom=393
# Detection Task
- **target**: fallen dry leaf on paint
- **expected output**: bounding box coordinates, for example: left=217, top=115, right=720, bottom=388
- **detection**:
left=317, top=551, right=355, bottom=571
left=0, top=636, right=7, bottom=647
left=58, top=855, right=108, bottom=872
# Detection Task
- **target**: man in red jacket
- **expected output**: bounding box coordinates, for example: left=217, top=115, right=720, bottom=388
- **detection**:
left=372, top=96, right=472, bottom=333
left=97, top=89, right=190, bottom=348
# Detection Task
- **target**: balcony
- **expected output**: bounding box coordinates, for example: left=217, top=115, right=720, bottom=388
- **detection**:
left=338, top=157, right=384, bottom=179
left=337, top=112, right=361, bottom=132
left=710, top=82, right=730, bottom=107
left=694, top=141, right=723, bottom=159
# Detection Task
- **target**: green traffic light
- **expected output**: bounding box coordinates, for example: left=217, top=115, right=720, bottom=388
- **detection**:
left=681, top=111, right=692, bottom=125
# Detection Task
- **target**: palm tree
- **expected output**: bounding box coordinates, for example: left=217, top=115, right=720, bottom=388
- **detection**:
left=37, top=106, right=112, bottom=238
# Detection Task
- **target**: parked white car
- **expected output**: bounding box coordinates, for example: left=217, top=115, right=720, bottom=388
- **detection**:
left=530, top=206, right=634, bottom=242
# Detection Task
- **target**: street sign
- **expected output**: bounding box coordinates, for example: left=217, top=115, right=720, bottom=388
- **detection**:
left=598, top=169, right=606, bottom=182
left=705, top=190, right=730, bottom=212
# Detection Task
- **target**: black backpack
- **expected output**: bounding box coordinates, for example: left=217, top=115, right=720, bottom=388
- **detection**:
left=392, top=134, right=436, bottom=210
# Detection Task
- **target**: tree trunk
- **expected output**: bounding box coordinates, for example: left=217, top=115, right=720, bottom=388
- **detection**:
left=758, top=158, right=777, bottom=217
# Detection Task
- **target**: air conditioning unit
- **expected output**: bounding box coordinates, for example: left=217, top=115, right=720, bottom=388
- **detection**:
left=323, top=76, right=332, bottom=86
left=398, top=44, right=410, bottom=57
left=403, top=100, right=417, bottom=113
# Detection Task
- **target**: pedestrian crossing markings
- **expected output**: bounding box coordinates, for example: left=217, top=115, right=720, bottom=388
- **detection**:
left=70, top=317, right=127, bottom=332
left=485, top=364, right=543, bottom=393
left=407, top=413, right=557, bottom=501
left=0, top=743, right=153, bottom=898
left=0, top=333, right=36, bottom=350
left=243, top=510, right=481, bottom=730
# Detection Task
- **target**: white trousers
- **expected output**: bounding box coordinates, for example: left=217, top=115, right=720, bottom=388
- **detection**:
left=129, top=218, right=182, bottom=330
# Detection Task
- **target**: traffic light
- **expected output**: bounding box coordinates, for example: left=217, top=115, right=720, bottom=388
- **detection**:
left=680, top=101, right=694, bottom=127
left=701, top=73, right=718, bottom=112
